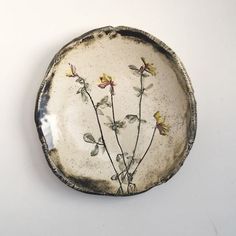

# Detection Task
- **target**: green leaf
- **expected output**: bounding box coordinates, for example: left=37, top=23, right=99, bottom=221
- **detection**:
left=90, top=144, right=99, bottom=156
left=98, top=137, right=103, bottom=144
left=145, top=83, right=153, bottom=90
left=128, top=65, right=139, bottom=71
left=83, top=133, right=95, bottom=143
left=133, top=87, right=141, bottom=92
left=100, top=96, right=108, bottom=104
left=106, top=116, right=113, bottom=123
left=132, top=70, right=142, bottom=77
left=97, top=96, right=111, bottom=109
left=133, top=87, right=142, bottom=97
left=111, top=174, right=118, bottom=180
left=142, top=73, right=149, bottom=78
left=76, top=87, right=82, bottom=94
left=97, top=108, right=104, bottom=115
left=81, top=90, right=88, bottom=102
left=106, top=102, right=112, bottom=107
left=125, top=114, right=138, bottom=123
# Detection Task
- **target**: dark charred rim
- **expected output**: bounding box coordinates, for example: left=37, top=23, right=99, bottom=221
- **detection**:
left=34, top=26, right=197, bottom=197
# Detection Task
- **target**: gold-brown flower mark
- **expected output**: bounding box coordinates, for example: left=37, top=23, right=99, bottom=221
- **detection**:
left=66, top=63, right=77, bottom=77
left=141, top=57, right=157, bottom=76
left=98, top=73, right=115, bottom=94
left=154, top=111, right=170, bottom=136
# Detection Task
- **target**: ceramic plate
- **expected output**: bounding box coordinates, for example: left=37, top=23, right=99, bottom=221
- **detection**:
left=35, top=26, right=197, bottom=196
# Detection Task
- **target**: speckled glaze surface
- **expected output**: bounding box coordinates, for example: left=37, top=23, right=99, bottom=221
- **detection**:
left=35, top=26, right=197, bottom=196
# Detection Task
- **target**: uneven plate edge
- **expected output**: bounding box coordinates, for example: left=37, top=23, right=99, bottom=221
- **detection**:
left=34, top=26, right=197, bottom=197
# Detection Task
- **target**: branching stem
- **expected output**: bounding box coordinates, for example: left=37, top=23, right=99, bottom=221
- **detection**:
left=111, top=93, right=130, bottom=190
left=132, top=126, right=157, bottom=176
left=82, top=80, right=124, bottom=194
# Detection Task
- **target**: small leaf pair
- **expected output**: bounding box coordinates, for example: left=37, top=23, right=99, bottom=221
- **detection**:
left=83, top=133, right=104, bottom=156
left=128, top=65, right=150, bottom=78
left=125, top=114, right=146, bottom=124
left=133, top=83, right=153, bottom=97
left=83, top=133, right=95, bottom=143
left=96, top=96, right=111, bottom=115
left=76, top=87, right=88, bottom=102
left=104, top=116, right=126, bottom=134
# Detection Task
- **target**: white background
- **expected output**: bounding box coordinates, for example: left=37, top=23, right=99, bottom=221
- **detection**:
left=0, top=0, right=235, bottom=235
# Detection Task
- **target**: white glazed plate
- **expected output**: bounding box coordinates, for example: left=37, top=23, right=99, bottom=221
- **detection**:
left=35, top=26, right=197, bottom=196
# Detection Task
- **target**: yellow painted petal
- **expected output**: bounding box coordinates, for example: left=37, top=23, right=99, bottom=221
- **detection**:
left=154, top=111, right=164, bottom=124
left=154, top=111, right=170, bottom=135
left=146, top=63, right=157, bottom=76
left=100, top=73, right=112, bottom=83
left=66, top=69, right=73, bottom=77
left=66, top=64, right=77, bottom=77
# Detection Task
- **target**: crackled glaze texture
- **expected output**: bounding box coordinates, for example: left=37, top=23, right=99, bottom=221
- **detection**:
left=35, top=26, right=197, bottom=196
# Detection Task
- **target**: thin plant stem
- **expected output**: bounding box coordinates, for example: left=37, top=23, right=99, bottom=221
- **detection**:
left=132, top=72, right=143, bottom=160
left=110, top=93, right=130, bottom=189
left=132, top=126, right=157, bottom=176
left=82, top=81, right=124, bottom=194
left=124, top=72, right=144, bottom=174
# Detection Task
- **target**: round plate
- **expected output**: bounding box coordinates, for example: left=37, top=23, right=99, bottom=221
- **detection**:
left=35, top=26, right=197, bottom=196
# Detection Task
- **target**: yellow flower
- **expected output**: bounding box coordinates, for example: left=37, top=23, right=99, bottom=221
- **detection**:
left=98, top=73, right=115, bottom=94
left=66, top=64, right=77, bottom=77
left=141, top=57, right=157, bottom=76
left=153, top=111, right=170, bottom=136
left=98, top=73, right=113, bottom=87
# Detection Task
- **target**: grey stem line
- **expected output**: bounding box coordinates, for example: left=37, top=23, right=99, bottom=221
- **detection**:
left=82, top=81, right=124, bottom=194
left=110, top=93, right=130, bottom=189
left=132, top=126, right=157, bottom=176
left=124, top=72, right=144, bottom=175
left=132, top=72, right=143, bottom=161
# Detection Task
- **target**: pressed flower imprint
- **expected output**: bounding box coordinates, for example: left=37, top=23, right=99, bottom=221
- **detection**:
left=66, top=58, right=170, bottom=195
